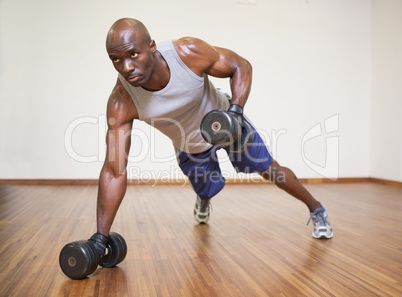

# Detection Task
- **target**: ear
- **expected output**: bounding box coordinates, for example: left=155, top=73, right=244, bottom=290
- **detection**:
left=149, top=40, right=156, bottom=53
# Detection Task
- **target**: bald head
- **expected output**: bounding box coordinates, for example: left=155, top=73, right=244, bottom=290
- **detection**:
left=105, top=18, right=159, bottom=89
left=106, top=18, right=151, bottom=50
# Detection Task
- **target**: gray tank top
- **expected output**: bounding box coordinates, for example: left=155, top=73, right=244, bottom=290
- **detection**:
left=118, top=40, right=229, bottom=153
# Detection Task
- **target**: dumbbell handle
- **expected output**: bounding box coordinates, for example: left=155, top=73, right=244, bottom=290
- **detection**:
left=228, top=104, right=244, bottom=116
left=88, top=232, right=109, bottom=257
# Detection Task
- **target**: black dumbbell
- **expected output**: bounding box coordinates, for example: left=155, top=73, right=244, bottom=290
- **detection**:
left=200, top=109, right=254, bottom=152
left=59, top=232, right=127, bottom=279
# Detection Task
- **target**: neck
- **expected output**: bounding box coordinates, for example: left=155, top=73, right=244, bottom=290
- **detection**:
left=142, top=51, right=170, bottom=91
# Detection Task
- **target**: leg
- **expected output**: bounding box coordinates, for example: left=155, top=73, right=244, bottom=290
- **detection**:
left=259, top=160, right=321, bottom=212
left=177, top=147, right=225, bottom=223
left=227, top=118, right=332, bottom=238
left=260, top=160, right=333, bottom=239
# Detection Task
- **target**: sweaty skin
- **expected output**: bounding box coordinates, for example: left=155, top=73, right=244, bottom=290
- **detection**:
left=97, top=18, right=321, bottom=236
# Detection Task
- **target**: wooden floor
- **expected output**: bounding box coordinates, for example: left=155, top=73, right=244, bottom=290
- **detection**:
left=0, top=182, right=401, bottom=297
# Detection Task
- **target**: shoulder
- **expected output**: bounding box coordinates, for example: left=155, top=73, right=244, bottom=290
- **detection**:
left=107, top=78, right=139, bottom=126
left=172, top=37, right=219, bottom=75
left=173, top=37, right=218, bottom=58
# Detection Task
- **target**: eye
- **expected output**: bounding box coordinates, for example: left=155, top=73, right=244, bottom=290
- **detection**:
left=110, top=57, right=119, bottom=63
left=130, top=52, right=138, bottom=58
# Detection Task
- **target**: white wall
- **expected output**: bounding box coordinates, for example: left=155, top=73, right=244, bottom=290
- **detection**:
left=370, top=0, right=402, bottom=182
left=0, top=0, right=374, bottom=180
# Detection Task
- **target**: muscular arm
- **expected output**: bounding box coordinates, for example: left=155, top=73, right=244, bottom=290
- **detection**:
left=173, top=37, right=252, bottom=107
left=97, top=78, right=138, bottom=236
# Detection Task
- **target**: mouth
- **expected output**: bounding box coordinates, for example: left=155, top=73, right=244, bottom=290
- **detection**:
left=126, top=74, right=140, bottom=83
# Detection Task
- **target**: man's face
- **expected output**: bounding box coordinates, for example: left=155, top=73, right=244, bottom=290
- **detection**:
left=107, top=29, right=156, bottom=87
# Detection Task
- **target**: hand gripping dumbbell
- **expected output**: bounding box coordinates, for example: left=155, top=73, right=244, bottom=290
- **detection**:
left=200, top=104, right=254, bottom=152
left=59, top=232, right=127, bottom=279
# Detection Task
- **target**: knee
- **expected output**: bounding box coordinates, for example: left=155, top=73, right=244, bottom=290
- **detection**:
left=259, top=160, right=288, bottom=184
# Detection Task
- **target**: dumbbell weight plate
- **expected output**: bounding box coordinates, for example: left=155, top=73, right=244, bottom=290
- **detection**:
left=112, top=232, right=127, bottom=265
left=98, top=232, right=127, bottom=268
left=200, top=110, right=241, bottom=147
left=59, top=240, right=98, bottom=280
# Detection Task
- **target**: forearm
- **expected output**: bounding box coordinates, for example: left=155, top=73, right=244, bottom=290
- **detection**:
left=229, top=58, right=252, bottom=108
left=96, top=165, right=128, bottom=236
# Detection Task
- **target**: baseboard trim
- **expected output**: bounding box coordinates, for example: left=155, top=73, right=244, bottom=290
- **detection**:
left=0, top=179, right=99, bottom=185
left=367, top=177, right=402, bottom=188
left=1, top=177, right=400, bottom=188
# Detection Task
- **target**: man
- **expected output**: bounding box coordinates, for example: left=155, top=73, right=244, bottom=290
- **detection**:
left=89, top=18, right=333, bottom=256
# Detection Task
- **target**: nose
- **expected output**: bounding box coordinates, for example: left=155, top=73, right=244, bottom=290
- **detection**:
left=123, top=59, right=135, bottom=73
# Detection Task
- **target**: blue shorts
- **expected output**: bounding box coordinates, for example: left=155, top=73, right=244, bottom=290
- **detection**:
left=178, top=120, right=273, bottom=200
